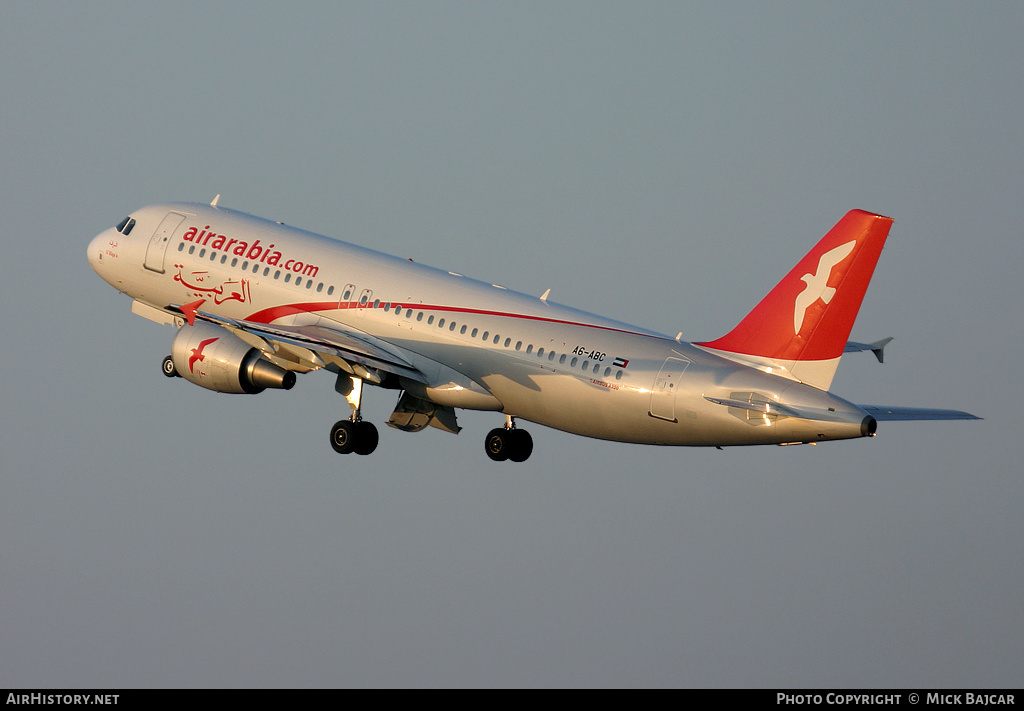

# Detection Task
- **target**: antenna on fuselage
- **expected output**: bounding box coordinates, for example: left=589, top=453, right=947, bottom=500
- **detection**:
left=540, top=288, right=551, bottom=301
left=210, top=194, right=221, bottom=208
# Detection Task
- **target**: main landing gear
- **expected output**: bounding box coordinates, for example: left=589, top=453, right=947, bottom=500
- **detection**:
left=330, top=375, right=378, bottom=456
left=330, top=419, right=378, bottom=455
left=485, top=416, right=533, bottom=462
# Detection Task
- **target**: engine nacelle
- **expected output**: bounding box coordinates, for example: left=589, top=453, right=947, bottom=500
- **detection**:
left=171, top=322, right=296, bottom=394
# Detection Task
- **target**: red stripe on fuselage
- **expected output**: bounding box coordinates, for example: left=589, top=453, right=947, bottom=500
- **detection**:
left=245, top=301, right=660, bottom=338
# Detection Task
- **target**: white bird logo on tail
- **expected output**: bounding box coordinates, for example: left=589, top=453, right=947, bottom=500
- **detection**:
left=793, top=240, right=856, bottom=335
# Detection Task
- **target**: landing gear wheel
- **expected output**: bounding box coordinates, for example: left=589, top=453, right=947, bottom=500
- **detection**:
left=162, top=355, right=179, bottom=378
left=485, top=428, right=511, bottom=461
left=353, top=421, right=379, bottom=455
left=330, top=420, right=357, bottom=454
left=331, top=420, right=379, bottom=455
left=508, top=429, right=533, bottom=462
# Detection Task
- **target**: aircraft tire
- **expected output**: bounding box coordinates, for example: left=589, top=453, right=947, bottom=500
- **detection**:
left=485, top=428, right=511, bottom=461
left=353, top=421, right=379, bottom=456
left=330, top=420, right=357, bottom=454
left=162, top=355, right=179, bottom=377
left=508, top=429, right=533, bottom=462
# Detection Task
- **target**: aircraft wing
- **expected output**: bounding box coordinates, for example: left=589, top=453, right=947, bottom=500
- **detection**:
left=856, top=405, right=981, bottom=421
left=168, top=300, right=427, bottom=383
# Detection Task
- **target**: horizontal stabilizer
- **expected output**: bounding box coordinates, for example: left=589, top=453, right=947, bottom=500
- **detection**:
left=704, top=396, right=801, bottom=418
left=845, top=337, right=893, bottom=363
left=704, top=395, right=856, bottom=424
left=857, top=405, right=981, bottom=421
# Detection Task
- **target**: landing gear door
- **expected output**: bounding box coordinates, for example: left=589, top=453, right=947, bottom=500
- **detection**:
left=649, top=356, right=690, bottom=422
left=144, top=212, right=186, bottom=273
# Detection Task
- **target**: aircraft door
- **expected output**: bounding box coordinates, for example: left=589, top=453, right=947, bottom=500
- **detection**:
left=144, top=212, right=186, bottom=273
left=649, top=356, right=690, bottom=422
left=338, top=284, right=356, bottom=309
left=357, top=289, right=373, bottom=316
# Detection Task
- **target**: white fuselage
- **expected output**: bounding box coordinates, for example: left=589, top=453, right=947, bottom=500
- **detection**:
left=88, top=202, right=873, bottom=447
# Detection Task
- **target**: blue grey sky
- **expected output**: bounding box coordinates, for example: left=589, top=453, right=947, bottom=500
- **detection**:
left=1, top=2, right=1019, bottom=687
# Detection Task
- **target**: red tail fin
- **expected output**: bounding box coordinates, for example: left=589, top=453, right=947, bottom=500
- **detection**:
left=698, top=210, right=892, bottom=377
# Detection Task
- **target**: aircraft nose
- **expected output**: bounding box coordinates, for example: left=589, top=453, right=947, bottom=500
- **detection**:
left=87, top=231, right=108, bottom=274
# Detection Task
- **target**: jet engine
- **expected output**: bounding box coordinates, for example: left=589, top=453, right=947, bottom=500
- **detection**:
left=169, top=322, right=296, bottom=394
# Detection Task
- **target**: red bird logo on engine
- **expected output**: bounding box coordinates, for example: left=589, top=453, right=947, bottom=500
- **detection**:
left=189, top=337, right=219, bottom=373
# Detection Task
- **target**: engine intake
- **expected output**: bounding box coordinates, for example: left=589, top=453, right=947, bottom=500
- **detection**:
left=171, top=322, right=296, bottom=394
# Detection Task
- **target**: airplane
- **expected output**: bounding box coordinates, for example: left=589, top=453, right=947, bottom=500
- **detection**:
left=87, top=198, right=979, bottom=462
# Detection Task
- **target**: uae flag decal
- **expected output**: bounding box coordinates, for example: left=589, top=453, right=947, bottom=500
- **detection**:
left=612, top=357, right=629, bottom=368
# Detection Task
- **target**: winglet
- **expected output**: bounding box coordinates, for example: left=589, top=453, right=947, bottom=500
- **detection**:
left=180, top=299, right=206, bottom=326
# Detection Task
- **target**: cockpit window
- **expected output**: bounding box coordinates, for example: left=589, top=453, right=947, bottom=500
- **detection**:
left=115, top=216, right=136, bottom=235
